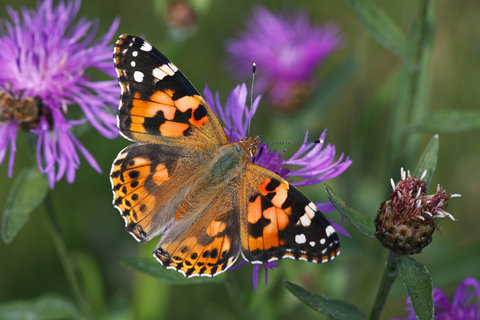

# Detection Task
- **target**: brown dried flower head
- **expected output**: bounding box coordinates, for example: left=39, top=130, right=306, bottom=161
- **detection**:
left=375, top=168, right=460, bottom=254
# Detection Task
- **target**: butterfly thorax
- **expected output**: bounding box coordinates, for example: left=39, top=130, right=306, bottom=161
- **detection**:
left=174, top=142, right=252, bottom=219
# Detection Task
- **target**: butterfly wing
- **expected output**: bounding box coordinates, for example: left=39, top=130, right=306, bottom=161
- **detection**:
left=154, top=183, right=241, bottom=277
left=111, top=34, right=231, bottom=242
left=110, top=143, right=207, bottom=242
left=113, top=34, right=229, bottom=149
left=239, top=163, right=340, bottom=263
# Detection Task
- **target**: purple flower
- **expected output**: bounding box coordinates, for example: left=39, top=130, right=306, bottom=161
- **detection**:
left=0, top=0, right=119, bottom=187
left=204, top=83, right=351, bottom=289
left=227, top=6, right=342, bottom=110
left=229, top=259, right=279, bottom=291
left=393, top=277, right=480, bottom=320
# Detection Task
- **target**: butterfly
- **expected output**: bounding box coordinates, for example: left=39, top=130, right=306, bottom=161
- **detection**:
left=111, top=34, right=340, bottom=278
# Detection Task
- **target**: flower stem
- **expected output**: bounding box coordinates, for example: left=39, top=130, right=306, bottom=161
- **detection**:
left=43, top=192, right=92, bottom=318
left=369, top=250, right=399, bottom=320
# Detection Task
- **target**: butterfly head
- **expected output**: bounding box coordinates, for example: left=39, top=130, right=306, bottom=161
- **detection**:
left=238, top=136, right=261, bottom=159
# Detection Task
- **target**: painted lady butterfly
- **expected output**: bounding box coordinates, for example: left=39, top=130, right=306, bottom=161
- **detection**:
left=111, top=34, right=340, bottom=278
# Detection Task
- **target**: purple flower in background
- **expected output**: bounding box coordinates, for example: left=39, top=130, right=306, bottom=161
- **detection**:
left=227, top=6, right=342, bottom=110
left=393, top=277, right=480, bottom=320
left=0, top=0, right=119, bottom=187
left=204, top=83, right=351, bottom=289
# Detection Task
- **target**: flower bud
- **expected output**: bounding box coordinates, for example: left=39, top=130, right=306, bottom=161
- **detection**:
left=165, top=0, right=197, bottom=41
left=375, top=168, right=459, bottom=254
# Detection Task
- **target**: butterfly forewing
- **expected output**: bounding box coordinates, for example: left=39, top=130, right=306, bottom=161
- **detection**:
left=113, top=34, right=228, bottom=149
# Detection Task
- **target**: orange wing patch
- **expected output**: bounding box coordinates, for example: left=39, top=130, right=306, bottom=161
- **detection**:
left=127, top=90, right=207, bottom=138
left=154, top=218, right=239, bottom=277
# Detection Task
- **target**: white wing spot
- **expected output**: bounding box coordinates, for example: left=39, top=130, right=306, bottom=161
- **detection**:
left=153, top=66, right=169, bottom=80
left=168, top=62, right=178, bottom=72
left=140, top=41, right=152, bottom=52
left=133, top=71, right=144, bottom=82
left=295, top=234, right=306, bottom=244
left=306, top=202, right=317, bottom=218
left=132, top=51, right=138, bottom=57
left=130, top=61, right=136, bottom=67
left=326, top=225, right=335, bottom=237
left=309, top=241, right=316, bottom=247
left=298, top=214, right=311, bottom=227
left=320, top=238, right=326, bottom=245
left=152, top=63, right=178, bottom=80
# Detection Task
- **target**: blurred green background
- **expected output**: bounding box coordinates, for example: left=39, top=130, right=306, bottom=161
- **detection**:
left=1, top=0, right=479, bottom=319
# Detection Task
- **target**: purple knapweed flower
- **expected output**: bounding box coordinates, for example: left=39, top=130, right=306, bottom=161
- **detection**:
left=227, top=6, right=342, bottom=110
left=0, top=0, right=119, bottom=187
left=393, top=277, right=480, bottom=320
left=204, top=83, right=351, bottom=289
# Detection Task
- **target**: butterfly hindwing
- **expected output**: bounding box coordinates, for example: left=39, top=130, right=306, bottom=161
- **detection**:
left=113, top=34, right=228, bottom=149
left=110, top=143, right=206, bottom=242
left=240, top=164, right=340, bottom=264
left=153, top=183, right=241, bottom=277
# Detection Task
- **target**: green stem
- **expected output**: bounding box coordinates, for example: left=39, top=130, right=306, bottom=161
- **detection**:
left=404, top=0, right=433, bottom=166
left=369, top=251, right=399, bottom=320
left=386, top=0, right=433, bottom=182
left=43, top=192, right=92, bottom=318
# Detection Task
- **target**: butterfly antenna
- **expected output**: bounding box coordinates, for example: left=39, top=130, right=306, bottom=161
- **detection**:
left=263, top=138, right=324, bottom=146
left=248, top=62, right=256, bottom=136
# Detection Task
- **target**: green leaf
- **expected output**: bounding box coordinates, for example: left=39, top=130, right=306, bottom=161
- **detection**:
left=398, top=256, right=433, bottom=320
left=414, top=110, right=480, bottom=133
left=325, top=185, right=375, bottom=238
left=73, top=252, right=107, bottom=315
left=122, top=257, right=224, bottom=285
left=0, top=294, right=81, bottom=320
left=2, top=167, right=49, bottom=244
left=284, top=281, right=365, bottom=320
left=347, top=0, right=412, bottom=65
left=413, top=134, right=439, bottom=187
